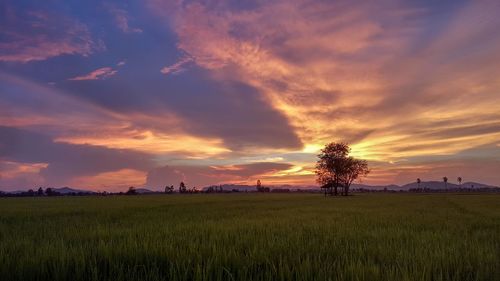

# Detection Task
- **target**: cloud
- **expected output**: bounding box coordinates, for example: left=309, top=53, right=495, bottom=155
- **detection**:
left=53, top=65, right=303, bottom=151
left=56, top=129, right=231, bottom=157
left=0, top=126, right=155, bottom=187
left=0, top=73, right=232, bottom=157
left=68, top=67, right=118, bottom=81
left=107, top=5, right=143, bottom=33
left=0, top=161, right=46, bottom=190
left=148, top=0, right=500, bottom=181
left=2, top=0, right=500, bottom=189
left=0, top=7, right=103, bottom=63
left=69, top=169, right=147, bottom=192
left=146, top=78, right=303, bottom=151
left=145, top=162, right=294, bottom=188
left=160, top=56, right=192, bottom=75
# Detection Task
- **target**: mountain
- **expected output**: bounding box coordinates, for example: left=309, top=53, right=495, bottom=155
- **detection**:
left=53, top=187, right=95, bottom=194
left=204, top=181, right=499, bottom=192
left=351, top=183, right=403, bottom=191
left=401, top=181, right=459, bottom=190
left=461, top=182, right=498, bottom=189
left=135, top=188, right=157, bottom=194
left=6, top=190, right=28, bottom=194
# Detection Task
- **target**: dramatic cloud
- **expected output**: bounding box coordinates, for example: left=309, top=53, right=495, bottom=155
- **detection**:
left=0, top=5, right=103, bottom=63
left=68, top=67, right=118, bottom=81
left=1, top=0, right=500, bottom=189
left=0, top=73, right=233, bottom=157
left=147, top=0, right=500, bottom=184
left=0, top=126, right=155, bottom=189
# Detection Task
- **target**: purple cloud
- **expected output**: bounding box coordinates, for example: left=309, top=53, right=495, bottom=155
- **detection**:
left=68, top=67, right=118, bottom=81
left=161, top=56, right=193, bottom=75
left=0, top=8, right=103, bottom=63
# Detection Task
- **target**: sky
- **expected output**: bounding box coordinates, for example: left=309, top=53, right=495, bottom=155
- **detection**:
left=1, top=0, right=500, bottom=191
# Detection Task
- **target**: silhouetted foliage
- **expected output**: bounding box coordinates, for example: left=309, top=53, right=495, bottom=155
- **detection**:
left=165, top=185, right=174, bottom=194
left=44, top=188, right=60, bottom=196
left=417, top=178, right=421, bottom=189
left=316, top=142, right=369, bottom=196
left=458, top=177, right=462, bottom=187
left=125, top=186, right=137, bottom=195
left=255, top=179, right=269, bottom=192
left=443, top=177, right=448, bottom=189
left=342, top=157, right=369, bottom=196
left=179, top=182, right=187, bottom=193
left=37, top=187, right=44, bottom=196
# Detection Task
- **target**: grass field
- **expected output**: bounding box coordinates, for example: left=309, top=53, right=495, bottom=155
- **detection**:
left=0, top=193, right=499, bottom=281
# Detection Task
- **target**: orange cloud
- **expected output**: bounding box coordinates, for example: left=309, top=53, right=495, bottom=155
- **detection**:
left=55, top=129, right=231, bottom=157
left=0, top=161, right=47, bottom=190
left=148, top=0, right=500, bottom=185
left=69, top=169, right=147, bottom=191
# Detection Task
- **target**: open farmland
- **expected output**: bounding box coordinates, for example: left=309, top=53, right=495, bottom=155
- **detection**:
left=0, top=193, right=499, bottom=281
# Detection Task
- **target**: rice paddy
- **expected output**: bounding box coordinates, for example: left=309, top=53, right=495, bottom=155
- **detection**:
left=0, top=193, right=498, bottom=281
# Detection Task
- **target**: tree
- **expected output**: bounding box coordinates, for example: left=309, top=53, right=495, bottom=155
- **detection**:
left=443, top=177, right=448, bottom=190
left=316, top=143, right=349, bottom=196
left=165, top=185, right=174, bottom=194
left=341, top=157, right=369, bottom=196
left=179, top=182, right=186, bottom=193
left=126, top=186, right=137, bottom=195
left=316, top=142, right=369, bottom=196
left=417, top=178, right=421, bottom=189
left=37, top=187, right=44, bottom=196
left=457, top=177, right=462, bottom=188
left=256, top=179, right=262, bottom=192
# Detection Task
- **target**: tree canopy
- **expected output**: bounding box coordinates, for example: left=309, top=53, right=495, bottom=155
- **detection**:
left=315, top=142, right=369, bottom=196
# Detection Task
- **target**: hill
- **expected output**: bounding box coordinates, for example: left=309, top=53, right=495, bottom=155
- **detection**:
left=53, top=187, right=96, bottom=194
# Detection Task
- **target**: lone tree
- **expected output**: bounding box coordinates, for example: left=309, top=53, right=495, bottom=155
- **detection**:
left=417, top=178, right=421, bottom=189
left=443, top=176, right=448, bottom=190
left=457, top=177, right=462, bottom=188
left=316, top=142, right=369, bottom=196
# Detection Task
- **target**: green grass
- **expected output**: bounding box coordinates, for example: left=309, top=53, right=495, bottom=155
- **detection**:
left=0, top=193, right=499, bottom=281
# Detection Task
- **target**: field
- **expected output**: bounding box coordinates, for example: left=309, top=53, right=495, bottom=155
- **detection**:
left=0, top=193, right=499, bottom=281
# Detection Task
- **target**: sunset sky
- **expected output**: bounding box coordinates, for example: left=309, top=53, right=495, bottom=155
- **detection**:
left=1, top=0, right=500, bottom=191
